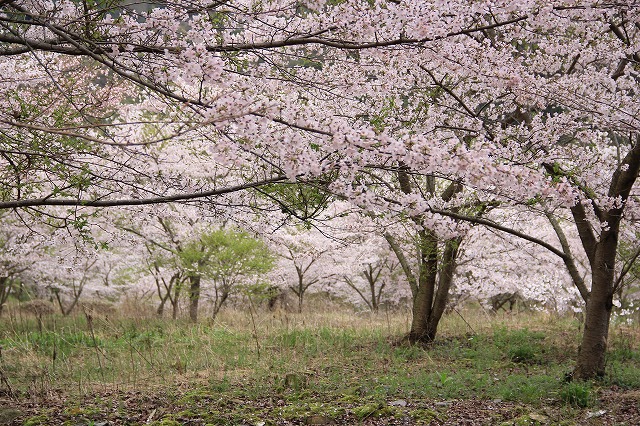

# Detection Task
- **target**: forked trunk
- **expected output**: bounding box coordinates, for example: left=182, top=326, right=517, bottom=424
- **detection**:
left=156, top=298, right=167, bottom=317
left=426, top=238, right=460, bottom=340
left=408, top=230, right=438, bottom=343
left=212, top=287, right=229, bottom=321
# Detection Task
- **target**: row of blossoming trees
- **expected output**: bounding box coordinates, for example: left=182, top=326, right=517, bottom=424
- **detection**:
left=1, top=0, right=639, bottom=379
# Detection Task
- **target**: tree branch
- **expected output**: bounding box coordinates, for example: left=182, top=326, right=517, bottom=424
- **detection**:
left=384, top=232, right=417, bottom=297
left=427, top=206, right=568, bottom=260
left=0, top=175, right=289, bottom=209
left=545, top=211, right=590, bottom=302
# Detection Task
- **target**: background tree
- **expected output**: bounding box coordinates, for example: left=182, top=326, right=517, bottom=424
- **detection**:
left=342, top=256, right=399, bottom=313
left=180, top=228, right=275, bottom=320
left=271, top=226, right=337, bottom=313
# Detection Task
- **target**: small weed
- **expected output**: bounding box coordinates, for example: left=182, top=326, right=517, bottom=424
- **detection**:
left=508, top=345, right=537, bottom=363
left=560, top=382, right=593, bottom=408
left=435, top=371, right=454, bottom=387
left=352, top=402, right=396, bottom=420
left=22, top=414, right=50, bottom=426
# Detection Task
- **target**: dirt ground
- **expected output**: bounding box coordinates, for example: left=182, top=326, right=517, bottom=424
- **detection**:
left=1, top=386, right=638, bottom=425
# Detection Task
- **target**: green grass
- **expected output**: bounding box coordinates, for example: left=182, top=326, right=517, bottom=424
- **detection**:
left=1, top=303, right=639, bottom=424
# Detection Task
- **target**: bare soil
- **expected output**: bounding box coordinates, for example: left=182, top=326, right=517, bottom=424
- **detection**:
left=1, top=386, right=638, bottom=425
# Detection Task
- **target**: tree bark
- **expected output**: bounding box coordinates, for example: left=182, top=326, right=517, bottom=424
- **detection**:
left=172, top=279, right=181, bottom=320
left=408, top=229, right=438, bottom=343
left=574, top=240, right=616, bottom=379
left=156, top=297, right=167, bottom=317
left=211, top=290, right=229, bottom=321
left=188, top=275, right=201, bottom=323
left=426, top=238, right=461, bottom=339
left=0, top=277, right=10, bottom=317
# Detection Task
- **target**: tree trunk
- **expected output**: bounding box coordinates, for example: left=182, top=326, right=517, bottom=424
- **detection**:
left=425, top=238, right=460, bottom=340
left=211, top=290, right=229, bottom=321
left=574, top=238, right=616, bottom=379
left=572, top=139, right=640, bottom=379
left=188, top=275, right=201, bottom=323
left=297, top=292, right=304, bottom=313
left=172, top=283, right=181, bottom=320
left=367, top=266, right=379, bottom=313
left=295, top=265, right=305, bottom=313
left=0, top=277, right=10, bottom=317
left=409, top=281, right=433, bottom=342
left=156, top=294, right=169, bottom=317
left=408, top=229, right=438, bottom=343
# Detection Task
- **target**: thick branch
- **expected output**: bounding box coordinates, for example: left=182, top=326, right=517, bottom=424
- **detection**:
left=428, top=206, right=568, bottom=260
left=545, top=211, right=590, bottom=302
left=613, top=244, right=640, bottom=293
left=384, top=232, right=417, bottom=297
left=568, top=202, right=598, bottom=266
left=0, top=175, right=288, bottom=209
left=0, top=14, right=529, bottom=55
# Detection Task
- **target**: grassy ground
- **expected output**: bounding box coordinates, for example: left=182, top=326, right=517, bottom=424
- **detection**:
left=0, top=301, right=639, bottom=425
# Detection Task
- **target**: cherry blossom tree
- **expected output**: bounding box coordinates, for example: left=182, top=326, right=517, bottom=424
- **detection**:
left=333, top=233, right=403, bottom=312
left=0, top=212, right=44, bottom=314
left=269, top=225, right=338, bottom=313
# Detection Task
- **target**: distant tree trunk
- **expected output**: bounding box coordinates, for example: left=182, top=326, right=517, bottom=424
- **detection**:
left=156, top=290, right=170, bottom=317
left=0, top=277, right=11, bottom=317
left=171, top=277, right=182, bottom=320
left=211, top=279, right=230, bottom=321
left=211, top=292, right=229, bottom=320
left=363, top=262, right=387, bottom=313
left=289, top=264, right=318, bottom=313
left=156, top=272, right=181, bottom=318
left=188, top=275, right=201, bottom=323
left=343, top=261, right=388, bottom=313
left=52, top=281, right=85, bottom=316
left=152, top=265, right=175, bottom=317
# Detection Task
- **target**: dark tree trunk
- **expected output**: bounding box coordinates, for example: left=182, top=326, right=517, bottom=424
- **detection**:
left=571, top=138, right=640, bottom=379
left=408, top=229, right=438, bottom=343
left=188, top=275, right=201, bottom=323
left=0, top=277, right=11, bottom=317
left=574, top=235, right=617, bottom=379
left=211, top=290, right=229, bottom=321
left=156, top=296, right=168, bottom=317
left=426, top=238, right=460, bottom=340
left=296, top=266, right=305, bottom=313
left=172, top=283, right=181, bottom=320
